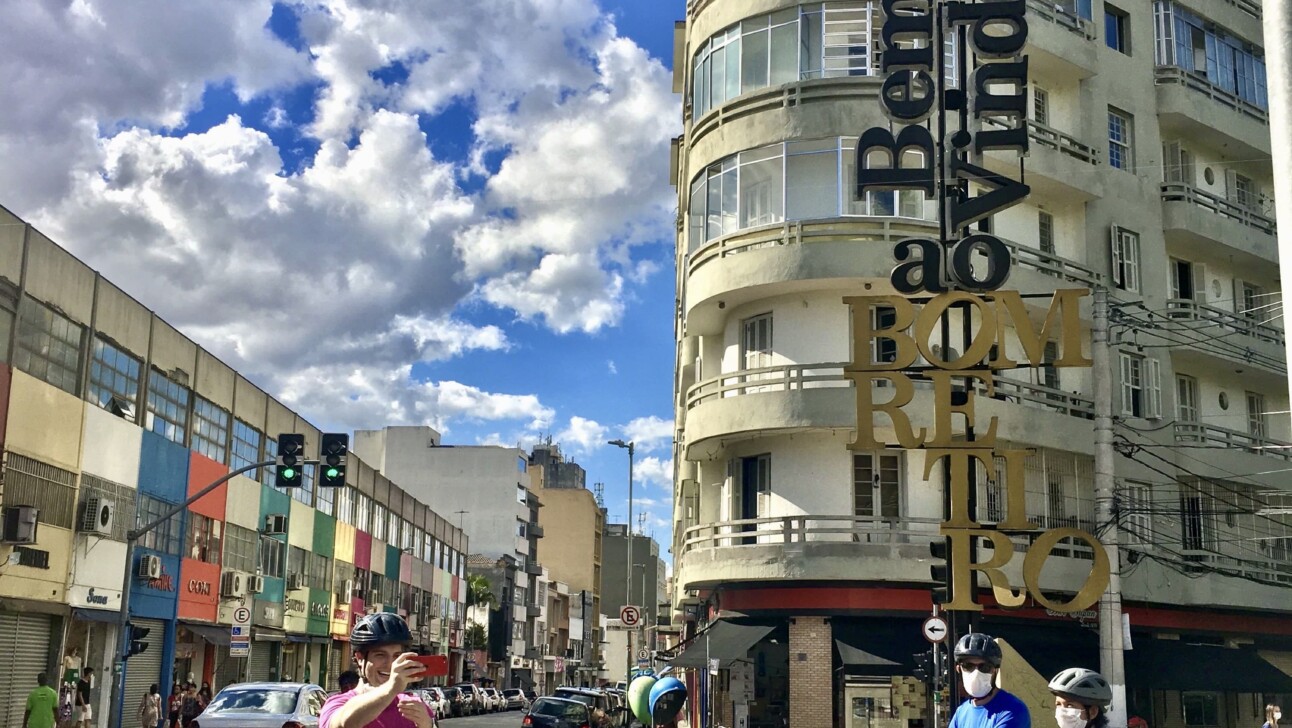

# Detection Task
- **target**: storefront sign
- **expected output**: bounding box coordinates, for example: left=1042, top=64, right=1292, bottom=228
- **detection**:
left=285, top=598, right=307, bottom=615
left=86, top=588, right=110, bottom=605
left=852, top=0, right=1108, bottom=613
left=147, top=572, right=175, bottom=592
left=68, top=585, right=121, bottom=610
left=186, top=580, right=212, bottom=596
left=310, top=601, right=330, bottom=619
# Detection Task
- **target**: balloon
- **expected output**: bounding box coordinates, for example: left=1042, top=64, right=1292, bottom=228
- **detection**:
left=649, top=677, right=687, bottom=723
left=628, top=674, right=657, bottom=724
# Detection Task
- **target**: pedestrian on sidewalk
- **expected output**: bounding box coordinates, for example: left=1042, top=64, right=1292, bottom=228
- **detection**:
left=23, top=672, right=59, bottom=728
left=1048, top=668, right=1112, bottom=728
left=138, top=684, right=162, bottom=728
left=948, top=633, right=1030, bottom=728
left=75, top=667, right=94, bottom=728
left=1264, top=704, right=1282, bottom=728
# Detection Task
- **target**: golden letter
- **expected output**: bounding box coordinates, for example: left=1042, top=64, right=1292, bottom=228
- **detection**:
left=1022, top=527, right=1111, bottom=612
left=924, top=448, right=993, bottom=528
left=848, top=371, right=929, bottom=449
left=941, top=527, right=1026, bottom=611
left=928, top=370, right=999, bottom=447
left=915, top=292, right=998, bottom=369
left=989, top=289, right=1092, bottom=368
left=844, top=295, right=918, bottom=371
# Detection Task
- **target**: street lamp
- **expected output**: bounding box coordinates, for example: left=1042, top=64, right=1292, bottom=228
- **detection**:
left=454, top=510, right=468, bottom=532
left=607, top=438, right=634, bottom=682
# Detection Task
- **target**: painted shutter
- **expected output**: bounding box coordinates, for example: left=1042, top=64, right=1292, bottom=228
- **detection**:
left=214, top=653, right=245, bottom=691
left=1146, top=358, right=1163, bottom=419
left=1163, top=142, right=1181, bottom=183
left=1192, top=263, right=1207, bottom=304
left=1225, top=168, right=1240, bottom=203
left=1119, top=354, right=1135, bottom=417
left=327, top=644, right=344, bottom=692
left=1110, top=225, right=1124, bottom=288
left=123, top=618, right=165, bottom=727
left=0, top=612, right=53, bottom=727
left=246, top=641, right=275, bottom=682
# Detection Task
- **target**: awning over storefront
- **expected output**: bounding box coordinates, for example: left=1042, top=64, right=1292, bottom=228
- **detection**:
left=73, top=609, right=119, bottom=624
left=669, top=621, right=774, bottom=669
left=255, top=628, right=287, bottom=642
left=835, top=640, right=900, bottom=668
left=287, top=634, right=311, bottom=643
left=1126, top=639, right=1292, bottom=693
left=832, top=618, right=929, bottom=676
left=183, top=623, right=231, bottom=646
left=310, top=636, right=331, bottom=645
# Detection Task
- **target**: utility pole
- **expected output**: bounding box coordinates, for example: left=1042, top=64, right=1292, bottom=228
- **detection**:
left=1093, top=286, right=1127, bottom=728
left=608, top=439, right=634, bottom=684
left=110, top=459, right=275, bottom=728
left=1266, top=0, right=1292, bottom=405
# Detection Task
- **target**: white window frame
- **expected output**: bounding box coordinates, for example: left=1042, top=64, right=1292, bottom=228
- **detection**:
left=852, top=452, right=902, bottom=521
left=1108, top=108, right=1134, bottom=171
left=1176, top=374, right=1198, bottom=423
left=1246, top=391, right=1268, bottom=438
left=1121, top=480, right=1153, bottom=547
left=1032, top=87, right=1050, bottom=126
left=1110, top=226, right=1141, bottom=292
left=1120, top=353, right=1161, bottom=419
left=741, top=313, right=773, bottom=371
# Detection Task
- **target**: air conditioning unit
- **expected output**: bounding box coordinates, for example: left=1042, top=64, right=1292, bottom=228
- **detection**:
left=221, top=571, right=246, bottom=598
left=80, top=497, right=115, bottom=536
left=137, top=554, right=162, bottom=579
left=248, top=574, right=266, bottom=594
left=1, top=505, right=39, bottom=544
left=286, top=573, right=305, bottom=591
left=264, top=514, right=288, bottom=535
left=344, top=579, right=356, bottom=599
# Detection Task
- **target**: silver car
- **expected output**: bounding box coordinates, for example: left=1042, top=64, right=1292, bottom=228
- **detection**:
left=191, top=682, right=327, bottom=727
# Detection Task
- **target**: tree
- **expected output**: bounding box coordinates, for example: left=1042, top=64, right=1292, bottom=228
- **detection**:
left=464, top=623, right=488, bottom=650
left=465, top=574, right=498, bottom=610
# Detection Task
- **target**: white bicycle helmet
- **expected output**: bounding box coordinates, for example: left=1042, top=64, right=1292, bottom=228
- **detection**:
left=1049, top=668, right=1113, bottom=707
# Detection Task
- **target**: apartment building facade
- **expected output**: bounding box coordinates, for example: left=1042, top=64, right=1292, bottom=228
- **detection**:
left=0, top=205, right=468, bottom=728
left=668, top=1, right=1291, bottom=727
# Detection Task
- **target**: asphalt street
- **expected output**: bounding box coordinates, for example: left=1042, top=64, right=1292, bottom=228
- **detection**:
left=439, top=711, right=527, bottom=728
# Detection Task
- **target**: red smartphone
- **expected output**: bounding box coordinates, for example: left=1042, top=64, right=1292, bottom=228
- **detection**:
left=411, top=654, right=449, bottom=676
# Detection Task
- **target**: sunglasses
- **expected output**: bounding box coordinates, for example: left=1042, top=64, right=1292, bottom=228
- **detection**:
left=958, top=662, right=995, bottom=673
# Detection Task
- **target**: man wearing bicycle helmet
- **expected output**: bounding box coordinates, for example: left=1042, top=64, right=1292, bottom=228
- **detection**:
left=1049, top=668, right=1112, bottom=728
left=948, top=633, right=1030, bottom=728
left=320, top=613, right=434, bottom=728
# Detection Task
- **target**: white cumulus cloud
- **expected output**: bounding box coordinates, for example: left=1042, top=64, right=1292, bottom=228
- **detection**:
left=635, top=455, right=673, bottom=490
left=556, top=416, right=609, bottom=455
left=623, top=415, right=673, bottom=453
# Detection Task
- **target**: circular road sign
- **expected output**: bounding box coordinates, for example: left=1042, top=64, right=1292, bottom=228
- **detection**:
left=922, top=616, right=949, bottom=643
left=636, top=648, right=651, bottom=661
left=620, top=605, right=641, bottom=627
left=234, top=607, right=252, bottom=624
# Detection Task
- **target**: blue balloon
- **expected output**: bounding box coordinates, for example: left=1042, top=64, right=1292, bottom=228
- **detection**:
left=649, top=676, right=688, bottom=723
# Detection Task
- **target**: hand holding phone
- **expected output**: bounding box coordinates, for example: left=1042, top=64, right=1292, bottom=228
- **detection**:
left=410, top=654, right=449, bottom=677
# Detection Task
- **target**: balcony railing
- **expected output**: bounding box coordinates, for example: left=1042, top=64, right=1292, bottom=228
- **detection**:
left=1166, top=299, right=1284, bottom=346
left=983, top=117, right=1100, bottom=166
left=687, top=218, right=1104, bottom=287
left=1155, top=66, right=1269, bottom=124
left=1025, top=0, right=1097, bottom=39
left=690, top=76, right=881, bottom=145
left=1225, top=0, right=1261, bottom=19
left=1174, top=421, right=1292, bottom=462
left=685, top=362, right=1095, bottom=419
left=1160, top=182, right=1276, bottom=236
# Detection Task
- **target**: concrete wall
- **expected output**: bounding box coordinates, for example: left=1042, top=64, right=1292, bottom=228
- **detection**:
left=536, top=486, right=601, bottom=596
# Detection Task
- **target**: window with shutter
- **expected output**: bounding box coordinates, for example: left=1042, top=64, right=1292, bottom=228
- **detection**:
left=1145, top=358, right=1162, bottom=419
left=1120, top=353, right=1143, bottom=417
left=1110, top=226, right=1140, bottom=292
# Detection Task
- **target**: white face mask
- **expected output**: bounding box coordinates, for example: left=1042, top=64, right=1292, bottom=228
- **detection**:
left=1056, top=707, right=1086, bottom=728
left=962, top=668, right=994, bottom=699
left=1275, top=713, right=1282, bottom=721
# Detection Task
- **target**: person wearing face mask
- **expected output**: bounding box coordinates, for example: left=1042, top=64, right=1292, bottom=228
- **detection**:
left=948, top=633, right=1030, bottom=728
left=1048, top=668, right=1112, bottom=728
left=1263, top=704, right=1282, bottom=728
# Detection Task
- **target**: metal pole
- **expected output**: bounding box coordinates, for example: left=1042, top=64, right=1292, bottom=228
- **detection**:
left=1093, top=286, right=1127, bottom=728
left=109, top=459, right=273, bottom=728
left=1267, top=0, right=1292, bottom=409
left=626, top=442, right=634, bottom=686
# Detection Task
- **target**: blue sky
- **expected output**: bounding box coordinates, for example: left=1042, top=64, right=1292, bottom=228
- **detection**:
left=0, top=0, right=686, bottom=550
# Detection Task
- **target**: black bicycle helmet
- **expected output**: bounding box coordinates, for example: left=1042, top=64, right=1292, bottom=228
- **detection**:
left=953, top=633, right=1003, bottom=667
left=350, top=612, right=412, bottom=650
left=1049, top=668, right=1112, bottom=707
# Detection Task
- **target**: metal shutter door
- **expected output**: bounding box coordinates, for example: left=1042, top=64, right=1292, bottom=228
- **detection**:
left=327, top=645, right=343, bottom=691
left=0, top=612, right=52, bottom=728
left=123, top=618, right=165, bottom=725
left=214, top=653, right=245, bottom=691
left=246, top=643, right=274, bottom=682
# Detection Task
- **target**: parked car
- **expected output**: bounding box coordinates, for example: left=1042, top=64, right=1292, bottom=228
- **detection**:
left=502, top=688, right=529, bottom=710
left=485, top=687, right=506, bottom=711
left=452, top=683, right=485, bottom=715
left=416, top=688, right=451, bottom=720
left=441, top=686, right=467, bottom=718
left=190, top=682, right=326, bottom=727
left=524, top=689, right=540, bottom=705
left=522, top=697, right=594, bottom=728
left=552, top=688, right=623, bottom=728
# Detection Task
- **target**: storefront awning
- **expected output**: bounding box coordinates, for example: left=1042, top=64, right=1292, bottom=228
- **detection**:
left=287, top=634, right=311, bottom=643
left=73, top=609, right=119, bottom=624
left=183, top=623, right=231, bottom=646
left=1126, top=640, right=1292, bottom=693
left=668, top=621, right=774, bottom=669
left=255, top=628, right=287, bottom=642
left=835, top=640, right=900, bottom=668
left=310, top=636, right=331, bottom=645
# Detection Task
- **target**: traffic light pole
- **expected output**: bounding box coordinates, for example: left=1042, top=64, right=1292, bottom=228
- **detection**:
left=108, top=458, right=281, bottom=728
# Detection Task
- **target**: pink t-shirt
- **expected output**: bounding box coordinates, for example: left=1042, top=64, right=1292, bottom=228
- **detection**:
left=320, top=690, right=432, bottom=728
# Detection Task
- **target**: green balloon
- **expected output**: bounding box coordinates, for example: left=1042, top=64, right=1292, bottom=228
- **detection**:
left=629, top=675, right=657, bottom=725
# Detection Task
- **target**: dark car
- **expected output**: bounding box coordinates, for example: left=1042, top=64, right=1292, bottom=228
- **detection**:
left=441, top=686, right=467, bottom=717
left=551, top=688, right=622, bottom=728
left=522, top=697, right=593, bottom=728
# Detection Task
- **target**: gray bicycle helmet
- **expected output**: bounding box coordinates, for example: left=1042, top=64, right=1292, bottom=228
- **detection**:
left=953, top=633, right=1003, bottom=667
left=351, top=612, right=412, bottom=650
left=1049, top=668, right=1112, bottom=707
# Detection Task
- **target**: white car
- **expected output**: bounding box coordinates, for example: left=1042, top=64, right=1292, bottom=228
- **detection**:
left=483, top=687, right=503, bottom=711
left=416, top=688, right=450, bottom=721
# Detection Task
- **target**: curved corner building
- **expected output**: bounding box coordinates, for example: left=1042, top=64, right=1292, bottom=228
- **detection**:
left=667, top=2, right=1292, bottom=727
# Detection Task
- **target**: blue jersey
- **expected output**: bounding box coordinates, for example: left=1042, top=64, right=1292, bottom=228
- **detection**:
left=948, top=690, right=1031, bottom=728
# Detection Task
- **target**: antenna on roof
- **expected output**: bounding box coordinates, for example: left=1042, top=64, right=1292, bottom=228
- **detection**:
left=594, top=482, right=605, bottom=508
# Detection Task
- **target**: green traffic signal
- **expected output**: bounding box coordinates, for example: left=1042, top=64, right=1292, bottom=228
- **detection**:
left=281, top=467, right=296, bottom=479
left=326, top=467, right=340, bottom=479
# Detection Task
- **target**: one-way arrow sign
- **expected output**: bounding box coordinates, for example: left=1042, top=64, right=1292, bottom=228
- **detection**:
left=922, top=616, right=949, bottom=643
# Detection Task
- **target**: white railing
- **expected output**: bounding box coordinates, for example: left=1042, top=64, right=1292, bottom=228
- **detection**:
left=1155, top=66, right=1269, bottom=124
left=1174, top=421, right=1292, bottom=462
left=684, top=362, right=1096, bottom=419
left=1165, top=298, right=1285, bottom=345
left=1160, top=182, right=1276, bottom=236
left=1224, top=0, right=1261, bottom=19
left=1026, top=0, right=1097, bottom=39
left=686, top=218, right=1105, bottom=286
left=981, top=117, right=1101, bottom=166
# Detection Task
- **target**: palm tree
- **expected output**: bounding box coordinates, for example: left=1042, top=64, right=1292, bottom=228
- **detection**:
left=465, top=574, right=498, bottom=610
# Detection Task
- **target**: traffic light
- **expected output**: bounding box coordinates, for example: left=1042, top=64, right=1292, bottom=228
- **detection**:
left=126, top=622, right=150, bottom=659
left=929, top=538, right=951, bottom=605
left=912, top=650, right=935, bottom=684
left=276, top=433, right=305, bottom=488
left=320, top=433, right=348, bottom=488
